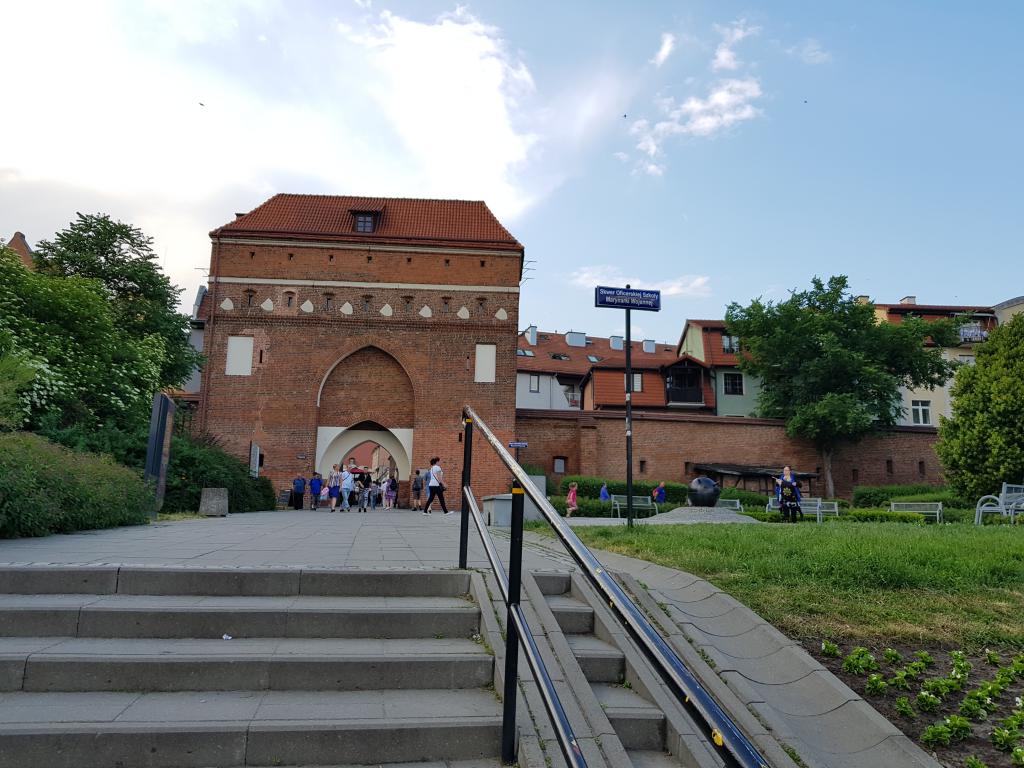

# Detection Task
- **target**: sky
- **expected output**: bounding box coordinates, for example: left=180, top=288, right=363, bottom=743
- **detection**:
left=2, top=1, right=1022, bottom=344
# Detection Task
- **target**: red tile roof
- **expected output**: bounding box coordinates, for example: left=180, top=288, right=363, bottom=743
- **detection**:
left=211, top=194, right=522, bottom=251
left=517, top=331, right=678, bottom=376
left=5, top=232, right=33, bottom=269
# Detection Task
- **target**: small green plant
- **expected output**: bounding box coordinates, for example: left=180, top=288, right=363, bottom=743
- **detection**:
left=917, top=691, right=941, bottom=713
left=865, top=673, right=888, bottom=696
left=915, top=650, right=935, bottom=667
left=964, top=757, right=989, bottom=768
left=1011, top=747, right=1024, bottom=767
left=894, top=696, right=915, bottom=719
left=906, top=660, right=927, bottom=678
left=944, top=715, right=972, bottom=742
left=821, top=639, right=840, bottom=658
left=991, top=727, right=1021, bottom=752
left=923, top=678, right=953, bottom=698
left=842, top=647, right=879, bottom=675
left=920, top=723, right=952, bottom=748
left=883, top=648, right=903, bottom=665
left=889, top=670, right=911, bottom=690
left=959, top=696, right=985, bottom=720
left=985, top=648, right=1002, bottom=666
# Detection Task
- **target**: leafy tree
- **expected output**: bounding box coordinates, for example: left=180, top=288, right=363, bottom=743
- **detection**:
left=726, top=275, right=958, bottom=497
left=0, top=247, right=163, bottom=429
left=936, top=312, right=1024, bottom=501
left=0, top=348, right=36, bottom=430
left=33, top=213, right=201, bottom=387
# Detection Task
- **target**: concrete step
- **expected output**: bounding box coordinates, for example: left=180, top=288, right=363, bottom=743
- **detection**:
left=0, top=689, right=502, bottom=767
left=0, top=594, right=480, bottom=639
left=0, top=566, right=472, bottom=598
left=592, top=683, right=665, bottom=751
left=532, top=571, right=571, bottom=596
left=1, top=637, right=492, bottom=692
left=544, top=594, right=594, bottom=634
left=628, top=750, right=684, bottom=768
left=565, top=634, right=624, bottom=683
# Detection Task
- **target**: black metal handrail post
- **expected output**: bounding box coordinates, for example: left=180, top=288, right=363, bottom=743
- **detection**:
left=459, top=416, right=473, bottom=568
left=501, top=480, right=525, bottom=763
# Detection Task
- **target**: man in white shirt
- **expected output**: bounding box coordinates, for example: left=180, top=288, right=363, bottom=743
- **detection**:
left=422, top=456, right=451, bottom=515
left=340, top=468, right=354, bottom=512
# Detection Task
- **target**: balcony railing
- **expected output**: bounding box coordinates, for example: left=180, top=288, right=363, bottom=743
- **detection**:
left=667, top=386, right=703, bottom=404
left=959, top=326, right=989, bottom=343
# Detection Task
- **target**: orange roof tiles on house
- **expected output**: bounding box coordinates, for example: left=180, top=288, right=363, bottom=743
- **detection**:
left=516, top=331, right=678, bottom=377
left=211, top=194, right=522, bottom=251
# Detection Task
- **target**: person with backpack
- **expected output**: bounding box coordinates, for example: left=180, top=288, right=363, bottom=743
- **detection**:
left=411, top=470, right=424, bottom=511
left=308, top=472, right=323, bottom=511
left=387, top=476, right=398, bottom=509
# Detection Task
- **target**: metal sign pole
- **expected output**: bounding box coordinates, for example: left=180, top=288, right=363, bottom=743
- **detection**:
left=625, top=285, right=634, bottom=529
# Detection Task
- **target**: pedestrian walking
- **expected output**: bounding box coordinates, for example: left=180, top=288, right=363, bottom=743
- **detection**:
left=327, top=464, right=342, bottom=512
left=290, top=474, right=306, bottom=510
left=652, top=481, right=666, bottom=507
left=340, top=466, right=354, bottom=512
left=387, top=476, right=398, bottom=509
left=423, top=457, right=450, bottom=515
left=599, top=483, right=611, bottom=502
left=411, top=470, right=423, bottom=511
left=775, top=465, right=802, bottom=523
left=308, top=472, right=323, bottom=510
left=357, top=476, right=369, bottom=513
left=565, top=482, right=578, bottom=518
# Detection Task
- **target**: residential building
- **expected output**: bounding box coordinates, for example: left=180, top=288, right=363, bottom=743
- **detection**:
left=873, top=296, right=998, bottom=426
left=993, top=295, right=1024, bottom=325
left=676, top=319, right=761, bottom=416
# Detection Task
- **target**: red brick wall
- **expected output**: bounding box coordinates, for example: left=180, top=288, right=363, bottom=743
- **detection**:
left=199, top=237, right=520, bottom=506
left=515, top=410, right=941, bottom=500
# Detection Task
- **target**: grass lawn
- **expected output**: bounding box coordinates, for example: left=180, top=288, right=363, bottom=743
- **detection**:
left=566, top=522, right=1024, bottom=649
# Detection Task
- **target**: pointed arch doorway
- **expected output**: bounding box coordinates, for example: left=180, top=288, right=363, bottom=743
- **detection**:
left=314, top=346, right=415, bottom=502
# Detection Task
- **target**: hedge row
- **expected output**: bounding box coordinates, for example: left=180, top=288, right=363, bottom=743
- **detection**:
left=162, top=436, right=276, bottom=514
left=556, top=474, right=771, bottom=508
left=742, top=509, right=927, bottom=524
left=851, top=483, right=940, bottom=508
left=0, top=432, right=152, bottom=538
left=548, top=497, right=618, bottom=517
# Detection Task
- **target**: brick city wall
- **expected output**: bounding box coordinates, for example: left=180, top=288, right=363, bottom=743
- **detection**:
left=515, top=410, right=942, bottom=499
left=199, top=238, right=521, bottom=505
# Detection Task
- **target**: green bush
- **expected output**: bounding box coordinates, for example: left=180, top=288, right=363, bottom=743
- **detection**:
left=719, top=487, right=770, bottom=508
left=0, top=432, right=152, bottom=537
left=549, top=497, right=618, bottom=517
left=163, top=435, right=276, bottom=514
left=558, top=474, right=690, bottom=503
left=842, top=510, right=927, bottom=524
left=891, top=489, right=972, bottom=508
left=852, top=484, right=939, bottom=508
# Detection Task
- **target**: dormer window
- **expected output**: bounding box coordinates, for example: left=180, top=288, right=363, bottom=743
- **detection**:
left=353, top=212, right=377, bottom=233
left=551, top=353, right=570, bottom=361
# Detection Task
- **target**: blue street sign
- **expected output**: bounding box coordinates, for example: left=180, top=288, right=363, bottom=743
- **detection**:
left=509, top=441, right=529, bottom=449
left=594, top=286, right=662, bottom=312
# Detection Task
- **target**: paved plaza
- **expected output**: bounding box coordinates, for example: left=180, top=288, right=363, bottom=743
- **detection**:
left=0, top=510, right=936, bottom=768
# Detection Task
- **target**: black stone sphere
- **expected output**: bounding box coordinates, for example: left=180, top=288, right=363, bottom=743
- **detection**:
left=687, top=476, right=721, bottom=507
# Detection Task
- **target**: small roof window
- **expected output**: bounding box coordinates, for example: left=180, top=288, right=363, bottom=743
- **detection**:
left=352, top=212, right=378, bottom=233
left=587, top=355, right=603, bottom=363
left=516, top=348, right=535, bottom=357
left=551, top=353, right=570, bottom=361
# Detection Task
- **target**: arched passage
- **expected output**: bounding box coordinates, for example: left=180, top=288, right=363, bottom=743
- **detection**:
left=316, top=424, right=412, bottom=479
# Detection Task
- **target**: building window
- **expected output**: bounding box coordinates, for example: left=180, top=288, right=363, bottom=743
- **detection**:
left=918, top=460, right=926, bottom=477
left=516, top=349, right=535, bottom=357
left=354, top=213, right=376, bottom=233
left=624, top=373, right=643, bottom=392
left=551, top=353, right=569, bottom=360
left=722, top=335, right=740, bottom=354
left=886, top=459, right=894, bottom=475
left=244, top=291, right=255, bottom=307
left=442, top=298, right=451, bottom=313
left=324, top=294, right=334, bottom=311
left=403, top=295, right=413, bottom=310
left=362, top=295, right=372, bottom=312
left=639, top=459, right=647, bottom=474
left=723, top=372, right=744, bottom=395
left=553, top=457, right=567, bottom=474
left=852, top=468, right=859, bottom=483
left=911, top=400, right=931, bottom=425
left=285, top=294, right=294, bottom=308
left=474, top=344, right=497, bottom=383
left=225, top=336, right=254, bottom=376
left=587, top=355, right=602, bottom=363
left=529, top=374, right=540, bottom=393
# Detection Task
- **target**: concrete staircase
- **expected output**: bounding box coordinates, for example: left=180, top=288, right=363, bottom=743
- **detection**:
left=0, top=566, right=502, bottom=767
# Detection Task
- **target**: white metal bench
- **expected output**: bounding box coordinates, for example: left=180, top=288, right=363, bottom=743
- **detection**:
left=975, top=483, right=1024, bottom=525
left=715, top=498, right=744, bottom=513
left=890, top=501, right=943, bottom=522
left=611, top=494, right=658, bottom=518
left=816, top=500, right=840, bottom=523
left=766, top=496, right=824, bottom=521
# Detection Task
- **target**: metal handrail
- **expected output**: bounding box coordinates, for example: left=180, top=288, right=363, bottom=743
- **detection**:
left=463, top=486, right=587, bottom=768
left=462, top=405, right=770, bottom=768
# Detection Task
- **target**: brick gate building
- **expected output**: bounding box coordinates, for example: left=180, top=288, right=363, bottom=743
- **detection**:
left=197, top=195, right=523, bottom=502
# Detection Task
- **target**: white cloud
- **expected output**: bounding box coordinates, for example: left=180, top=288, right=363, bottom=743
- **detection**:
left=787, top=38, right=831, bottom=65
left=630, top=78, right=762, bottom=158
left=712, top=19, right=760, bottom=71
left=0, top=1, right=590, bottom=309
left=613, top=152, right=629, bottom=162
left=570, top=266, right=711, bottom=298
left=651, top=32, right=676, bottom=67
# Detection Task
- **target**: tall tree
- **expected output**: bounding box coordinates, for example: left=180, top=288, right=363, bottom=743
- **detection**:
left=726, top=275, right=958, bottom=497
left=936, top=312, right=1024, bottom=502
left=33, top=213, right=201, bottom=387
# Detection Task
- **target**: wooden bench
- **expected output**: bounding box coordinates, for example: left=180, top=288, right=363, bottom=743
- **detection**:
left=975, top=483, right=1024, bottom=525
left=890, top=501, right=943, bottom=522
left=715, top=498, right=744, bottom=513
left=611, top=495, right=658, bottom=518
